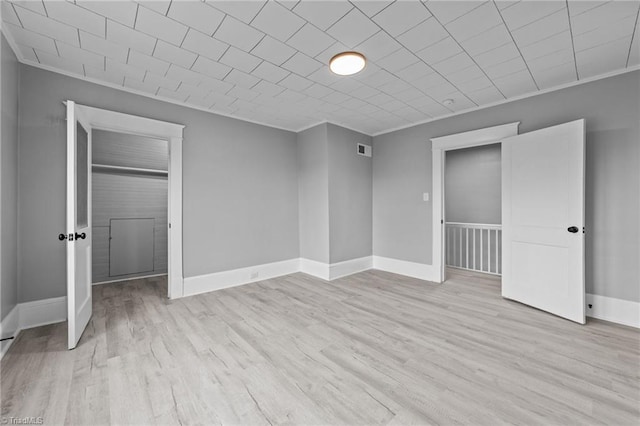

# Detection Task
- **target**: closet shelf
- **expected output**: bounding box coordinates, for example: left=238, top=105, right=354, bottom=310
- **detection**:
left=92, top=163, right=168, bottom=177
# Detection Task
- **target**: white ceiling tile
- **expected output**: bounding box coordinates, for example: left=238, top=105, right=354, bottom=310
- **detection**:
left=252, top=61, right=290, bottom=83
left=227, top=86, right=260, bottom=101
left=500, top=0, right=566, bottom=31
left=440, top=92, right=477, bottom=111
left=186, top=94, right=215, bottom=110
left=482, top=56, right=527, bottom=79
left=511, top=9, right=569, bottom=48
left=281, top=52, right=323, bottom=76
left=250, top=35, right=296, bottom=65
left=396, top=17, right=448, bottom=52
left=571, top=1, right=639, bottom=35
left=153, top=40, right=197, bottom=68
left=135, top=6, right=188, bottom=45
left=56, top=41, right=105, bottom=69
left=315, top=41, right=351, bottom=63
left=330, top=77, right=365, bottom=94
left=279, top=73, right=314, bottom=91
left=84, top=64, right=124, bottom=85
left=80, top=31, right=129, bottom=63
left=34, top=48, right=84, bottom=75
left=425, top=1, right=483, bottom=25
left=45, top=1, right=106, bottom=38
left=326, top=8, right=379, bottom=48
left=372, top=0, right=431, bottom=37
left=492, top=69, right=537, bottom=97
left=176, top=81, right=209, bottom=98
left=206, top=0, right=266, bottom=24
left=473, top=42, right=520, bottom=68
left=520, top=31, right=573, bottom=61
left=166, top=64, right=205, bottom=86
left=392, top=87, right=425, bottom=102
left=253, top=80, right=286, bottom=96
left=292, top=0, right=353, bottom=30
left=1, top=2, right=21, bottom=26
left=286, top=24, right=335, bottom=57
left=199, top=78, right=234, bottom=95
left=251, top=1, right=305, bottom=42
left=214, top=15, right=264, bottom=51
left=157, top=86, right=188, bottom=102
left=410, top=72, right=450, bottom=91
left=576, top=37, right=630, bottom=78
left=416, top=37, right=463, bottom=65
left=16, top=43, right=38, bottom=62
left=353, top=1, right=394, bottom=18
left=531, top=61, right=576, bottom=89
left=167, top=0, right=225, bottom=36
left=567, top=1, right=608, bottom=17
left=191, top=55, right=232, bottom=80
left=431, top=52, right=475, bottom=75
left=14, top=5, right=79, bottom=46
left=573, top=14, right=637, bottom=52
left=459, top=24, right=512, bottom=56
left=526, top=49, right=574, bottom=74
left=277, top=1, right=300, bottom=11
left=355, top=31, right=401, bottom=62
left=303, top=82, right=334, bottom=99
left=107, top=58, right=146, bottom=81
left=219, top=46, right=262, bottom=73
left=106, top=20, right=156, bottom=55
left=378, top=78, right=414, bottom=96
left=128, top=49, right=171, bottom=75
left=395, top=61, right=434, bottom=81
left=447, top=66, right=489, bottom=87
left=323, top=90, right=351, bottom=104
left=76, top=0, right=138, bottom=28
left=348, top=84, right=380, bottom=100
left=446, top=2, right=502, bottom=42
left=495, top=1, right=520, bottom=11
left=376, top=48, right=419, bottom=73
left=12, top=0, right=46, bottom=15
left=5, top=24, right=57, bottom=55
left=209, top=92, right=236, bottom=106
left=224, top=69, right=261, bottom=88
left=357, top=67, right=394, bottom=87
left=144, top=71, right=181, bottom=91
left=629, top=21, right=639, bottom=66
left=423, top=81, right=459, bottom=99
left=136, top=1, right=172, bottom=16
left=181, top=29, right=228, bottom=61
left=466, top=85, right=505, bottom=105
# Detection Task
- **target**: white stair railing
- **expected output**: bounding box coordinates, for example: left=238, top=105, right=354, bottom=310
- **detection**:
left=445, top=222, right=502, bottom=275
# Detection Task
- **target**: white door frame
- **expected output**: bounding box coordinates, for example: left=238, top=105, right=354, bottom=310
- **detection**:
left=430, top=122, right=520, bottom=283
left=72, top=103, right=185, bottom=298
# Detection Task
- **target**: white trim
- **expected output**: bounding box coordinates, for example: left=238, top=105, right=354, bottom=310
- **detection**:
left=183, top=259, right=300, bottom=297
left=431, top=122, right=519, bottom=283
left=372, top=256, right=438, bottom=282
left=300, top=258, right=330, bottom=280
left=0, top=305, right=20, bottom=360
left=372, top=66, right=640, bottom=137
left=93, top=273, right=168, bottom=286
left=329, top=256, right=373, bottom=280
left=586, top=294, right=639, bottom=329
left=19, top=296, right=67, bottom=330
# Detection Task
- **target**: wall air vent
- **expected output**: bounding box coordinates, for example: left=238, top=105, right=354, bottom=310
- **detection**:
left=357, top=143, right=372, bottom=157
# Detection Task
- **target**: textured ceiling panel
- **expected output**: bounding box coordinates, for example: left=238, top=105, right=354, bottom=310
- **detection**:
left=2, top=0, right=639, bottom=135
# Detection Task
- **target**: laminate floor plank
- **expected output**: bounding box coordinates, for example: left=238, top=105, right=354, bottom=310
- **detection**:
left=1, top=270, right=638, bottom=425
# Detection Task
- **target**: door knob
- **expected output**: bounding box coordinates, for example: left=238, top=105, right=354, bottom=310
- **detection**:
left=567, top=226, right=579, bottom=233
left=58, top=233, right=68, bottom=241
left=75, top=232, right=86, bottom=240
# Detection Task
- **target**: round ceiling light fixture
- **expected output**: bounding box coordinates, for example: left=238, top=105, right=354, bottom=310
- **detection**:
left=329, top=52, right=366, bottom=76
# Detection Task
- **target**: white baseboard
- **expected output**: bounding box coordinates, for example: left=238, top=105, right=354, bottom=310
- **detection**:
left=183, top=258, right=300, bottom=297
left=372, top=256, right=438, bottom=282
left=586, top=293, right=639, bottom=328
left=19, top=296, right=67, bottom=330
left=329, top=256, right=373, bottom=280
left=0, top=304, right=20, bottom=360
left=299, top=258, right=330, bottom=280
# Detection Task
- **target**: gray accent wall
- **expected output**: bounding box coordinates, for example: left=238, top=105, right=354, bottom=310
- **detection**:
left=327, top=124, right=372, bottom=263
left=18, top=64, right=299, bottom=302
left=373, top=70, right=640, bottom=303
left=297, top=124, right=330, bottom=263
left=1, top=34, right=19, bottom=321
left=445, top=144, right=501, bottom=225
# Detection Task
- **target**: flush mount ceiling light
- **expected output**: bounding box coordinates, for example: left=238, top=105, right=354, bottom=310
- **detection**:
left=329, top=52, right=366, bottom=76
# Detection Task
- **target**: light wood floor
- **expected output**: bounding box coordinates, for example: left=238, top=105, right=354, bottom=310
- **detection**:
left=1, top=270, right=639, bottom=425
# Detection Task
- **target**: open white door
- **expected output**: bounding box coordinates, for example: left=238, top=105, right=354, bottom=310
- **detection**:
left=502, top=119, right=585, bottom=324
left=65, top=101, right=92, bottom=349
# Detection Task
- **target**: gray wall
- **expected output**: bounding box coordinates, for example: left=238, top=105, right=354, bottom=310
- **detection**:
left=297, top=124, right=330, bottom=263
left=327, top=124, right=372, bottom=263
left=445, top=144, right=501, bottom=224
left=373, top=70, right=640, bottom=303
left=18, top=64, right=299, bottom=302
left=92, top=130, right=168, bottom=283
left=1, top=34, right=19, bottom=320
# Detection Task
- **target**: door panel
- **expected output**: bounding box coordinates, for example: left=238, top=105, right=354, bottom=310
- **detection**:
left=502, top=119, right=585, bottom=324
left=66, top=101, right=92, bottom=349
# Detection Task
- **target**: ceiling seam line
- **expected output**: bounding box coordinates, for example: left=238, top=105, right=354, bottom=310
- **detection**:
left=565, top=0, right=580, bottom=81
left=625, top=5, right=640, bottom=67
